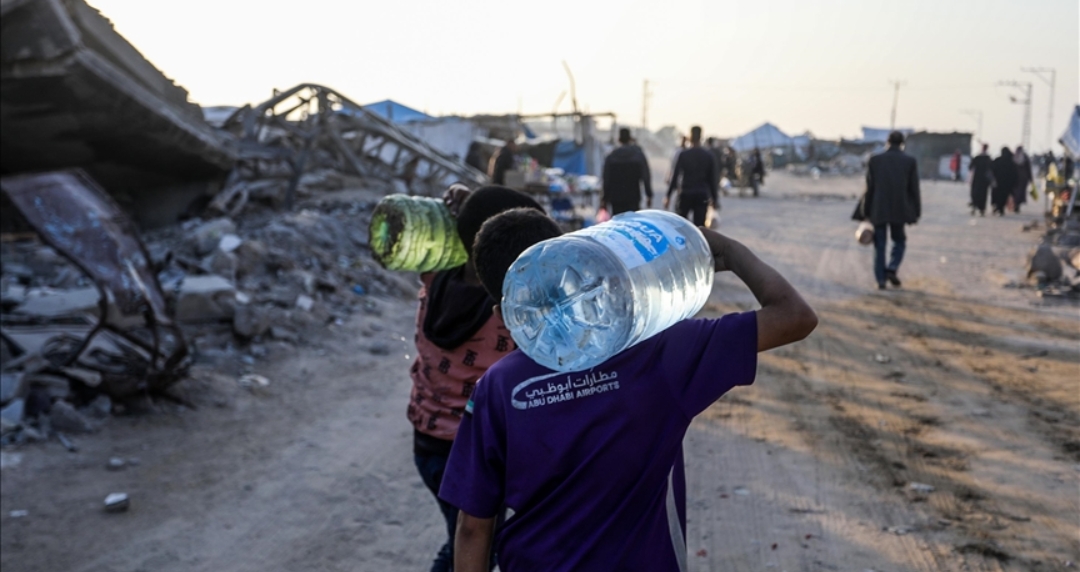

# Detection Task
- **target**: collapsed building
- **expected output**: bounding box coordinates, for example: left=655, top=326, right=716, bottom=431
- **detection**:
left=0, top=0, right=489, bottom=443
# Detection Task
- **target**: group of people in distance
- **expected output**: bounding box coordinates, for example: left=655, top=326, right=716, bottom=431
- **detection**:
left=967, top=144, right=1035, bottom=216
left=406, top=178, right=817, bottom=569
left=599, top=125, right=764, bottom=229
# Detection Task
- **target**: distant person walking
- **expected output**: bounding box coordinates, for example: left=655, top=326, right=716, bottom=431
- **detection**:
left=990, top=147, right=1018, bottom=216
left=665, top=126, right=719, bottom=226
left=464, top=142, right=485, bottom=173
left=950, top=149, right=963, bottom=181
left=859, top=130, right=920, bottom=290
left=601, top=128, right=653, bottom=215
left=968, top=144, right=992, bottom=216
left=749, top=148, right=765, bottom=197
left=488, top=139, right=518, bottom=186
left=1013, top=146, right=1033, bottom=213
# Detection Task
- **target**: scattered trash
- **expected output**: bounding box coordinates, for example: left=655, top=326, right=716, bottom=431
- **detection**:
left=9, top=509, right=29, bottom=518
left=884, top=525, right=913, bottom=535
left=733, top=487, right=750, bottom=496
left=908, top=482, right=935, bottom=493
left=873, top=354, right=892, bottom=364
left=106, top=457, right=127, bottom=471
left=352, top=285, right=366, bottom=296
left=696, top=549, right=707, bottom=557
left=103, top=492, right=130, bottom=513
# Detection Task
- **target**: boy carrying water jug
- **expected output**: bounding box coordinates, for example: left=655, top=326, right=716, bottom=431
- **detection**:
left=439, top=208, right=818, bottom=571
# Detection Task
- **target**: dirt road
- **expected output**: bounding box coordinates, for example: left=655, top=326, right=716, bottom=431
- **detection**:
left=2, top=173, right=1077, bottom=572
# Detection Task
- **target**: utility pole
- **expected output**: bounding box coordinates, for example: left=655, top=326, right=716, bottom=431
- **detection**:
left=1022, top=67, right=1056, bottom=151
left=959, top=109, right=983, bottom=144
left=998, top=80, right=1033, bottom=150
left=641, top=79, right=652, bottom=132
left=889, top=79, right=907, bottom=129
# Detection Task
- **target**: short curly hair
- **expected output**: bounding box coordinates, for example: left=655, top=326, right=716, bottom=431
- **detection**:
left=473, top=208, right=563, bottom=301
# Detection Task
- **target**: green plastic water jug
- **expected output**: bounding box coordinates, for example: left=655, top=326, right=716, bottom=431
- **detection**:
left=369, top=195, right=468, bottom=272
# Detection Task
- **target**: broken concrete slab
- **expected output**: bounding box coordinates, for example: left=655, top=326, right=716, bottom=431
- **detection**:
left=175, top=275, right=236, bottom=323
left=188, top=218, right=237, bottom=256
left=0, top=0, right=235, bottom=224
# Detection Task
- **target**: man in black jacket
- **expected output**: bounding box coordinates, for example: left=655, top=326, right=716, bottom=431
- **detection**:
left=861, top=131, right=920, bottom=290
left=665, top=126, right=719, bottom=226
left=602, top=128, right=653, bottom=214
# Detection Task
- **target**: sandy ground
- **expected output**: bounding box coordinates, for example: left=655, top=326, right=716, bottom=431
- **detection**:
left=2, top=172, right=1077, bottom=572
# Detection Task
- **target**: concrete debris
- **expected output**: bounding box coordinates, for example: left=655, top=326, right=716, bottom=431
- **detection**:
left=104, top=492, right=130, bottom=513
left=189, top=219, right=238, bottom=256
left=1, top=170, right=189, bottom=401
left=210, top=84, right=486, bottom=217
left=232, top=305, right=271, bottom=339
left=0, top=0, right=234, bottom=228
left=48, top=401, right=94, bottom=434
left=218, top=234, right=243, bottom=253
left=295, top=295, right=315, bottom=312
left=176, top=275, right=237, bottom=323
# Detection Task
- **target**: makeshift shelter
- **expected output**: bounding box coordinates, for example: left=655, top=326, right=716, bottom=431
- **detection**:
left=861, top=127, right=914, bottom=143
left=730, top=123, right=793, bottom=152
left=901, top=131, right=972, bottom=179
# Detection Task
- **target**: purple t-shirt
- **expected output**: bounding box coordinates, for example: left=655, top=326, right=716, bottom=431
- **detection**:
left=439, top=312, right=758, bottom=571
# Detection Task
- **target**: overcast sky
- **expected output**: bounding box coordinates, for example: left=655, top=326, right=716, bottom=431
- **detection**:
left=90, top=0, right=1078, bottom=151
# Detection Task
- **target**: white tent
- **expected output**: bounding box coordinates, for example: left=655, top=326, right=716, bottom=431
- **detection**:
left=730, top=123, right=793, bottom=152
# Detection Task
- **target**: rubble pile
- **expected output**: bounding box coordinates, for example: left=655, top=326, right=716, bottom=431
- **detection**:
left=206, top=84, right=486, bottom=219
left=1, top=169, right=419, bottom=446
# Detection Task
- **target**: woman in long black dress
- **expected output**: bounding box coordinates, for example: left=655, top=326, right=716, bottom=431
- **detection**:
left=968, top=144, right=993, bottom=216
left=1012, top=146, right=1033, bottom=213
left=990, top=147, right=1018, bottom=216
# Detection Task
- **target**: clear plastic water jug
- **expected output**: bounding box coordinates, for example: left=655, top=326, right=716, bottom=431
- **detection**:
left=501, top=210, right=714, bottom=372
left=369, top=195, right=468, bottom=272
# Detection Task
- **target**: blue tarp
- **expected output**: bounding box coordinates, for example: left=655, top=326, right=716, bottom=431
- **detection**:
left=1060, top=105, right=1080, bottom=159
left=552, top=140, right=587, bottom=175
left=360, top=100, right=433, bottom=124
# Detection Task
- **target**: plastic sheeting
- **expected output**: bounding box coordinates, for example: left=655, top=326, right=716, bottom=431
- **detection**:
left=730, top=123, right=792, bottom=152
left=1061, top=105, right=1080, bottom=159
left=552, top=141, right=587, bottom=175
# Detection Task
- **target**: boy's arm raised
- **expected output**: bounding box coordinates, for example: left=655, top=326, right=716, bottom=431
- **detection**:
left=454, top=511, right=495, bottom=572
left=699, top=228, right=818, bottom=352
